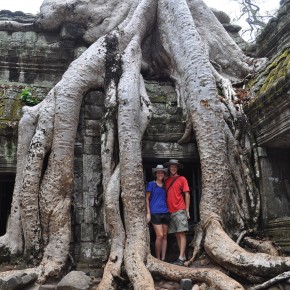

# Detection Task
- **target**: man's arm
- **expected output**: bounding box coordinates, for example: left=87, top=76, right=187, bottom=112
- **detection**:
left=184, top=191, right=190, bottom=219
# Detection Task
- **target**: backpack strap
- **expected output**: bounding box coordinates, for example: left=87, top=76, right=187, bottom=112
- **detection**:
left=166, top=176, right=181, bottom=192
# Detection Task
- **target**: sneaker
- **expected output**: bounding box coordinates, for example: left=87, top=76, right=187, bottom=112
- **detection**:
left=173, top=258, right=185, bottom=266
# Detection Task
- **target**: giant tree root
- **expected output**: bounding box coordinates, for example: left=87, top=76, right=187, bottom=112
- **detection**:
left=248, top=271, right=290, bottom=290
left=0, top=269, right=38, bottom=289
left=184, top=223, right=204, bottom=267
left=96, top=166, right=125, bottom=290
left=204, top=220, right=290, bottom=282
left=147, top=255, right=244, bottom=290
left=243, top=237, right=279, bottom=256
left=1, top=0, right=289, bottom=289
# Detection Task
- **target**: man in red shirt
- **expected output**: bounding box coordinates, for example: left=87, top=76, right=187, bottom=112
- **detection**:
left=164, top=159, right=190, bottom=266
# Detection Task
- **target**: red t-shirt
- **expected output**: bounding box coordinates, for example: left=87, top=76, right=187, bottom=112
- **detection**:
left=165, top=175, right=190, bottom=213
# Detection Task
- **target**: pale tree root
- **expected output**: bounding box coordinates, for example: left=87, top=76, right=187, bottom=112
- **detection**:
left=97, top=1, right=154, bottom=289
left=243, top=237, right=279, bottom=256
left=0, top=21, right=34, bottom=32
left=0, top=266, right=63, bottom=290
left=0, top=103, right=42, bottom=258
left=0, top=33, right=108, bottom=281
left=21, top=94, right=56, bottom=259
left=204, top=220, right=290, bottom=283
left=178, top=115, right=193, bottom=144
left=248, top=271, right=290, bottom=290
left=0, top=267, right=40, bottom=280
left=184, top=223, right=204, bottom=267
left=118, top=36, right=154, bottom=290
left=1, top=0, right=158, bottom=287
left=95, top=166, right=125, bottom=290
left=146, top=255, right=244, bottom=290
left=97, top=73, right=152, bottom=290
left=236, top=230, right=250, bottom=245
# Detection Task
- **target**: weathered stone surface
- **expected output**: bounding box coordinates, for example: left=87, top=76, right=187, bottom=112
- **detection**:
left=154, top=280, right=180, bottom=290
left=267, top=218, right=290, bottom=254
left=180, top=278, right=192, bottom=290
left=245, top=46, right=290, bottom=148
left=39, top=285, right=56, bottom=290
left=84, top=105, right=104, bottom=120
left=25, top=282, right=40, bottom=290
left=258, top=148, right=290, bottom=222
left=81, top=223, right=94, bottom=242
left=254, top=0, right=290, bottom=58
left=0, top=84, right=49, bottom=172
left=1, top=4, right=290, bottom=283
left=0, top=273, right=37, bottom=290
left=211, top=9, right=231, bottom=24
left=57, top=271, right=92, bottom=290
left=0, top=10, right=36, bottom=23
left=268, top=287, right=281, bottom=290
left=210, top=9, right=247, bottom=51
left=142, top=141, right=198, bottom=160
left=0, top=11, right=86, bottom=87
left=60, top=23, right=86, bottom=40
left=143, top=81, right=188, bottom=143
left=84, top=91, right=105, bottom=106
left=84, top=120, right=101, bottom=137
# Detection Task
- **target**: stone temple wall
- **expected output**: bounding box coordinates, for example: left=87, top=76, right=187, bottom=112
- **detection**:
left=245, top=20, right=290, bottom=252
left=1, top=1, right=290, bottom=266
left=0, top=10, right=199, bottom=270
left=254, top=0, right=290, bottom=58
left=70, top=90, right=108, bottom=273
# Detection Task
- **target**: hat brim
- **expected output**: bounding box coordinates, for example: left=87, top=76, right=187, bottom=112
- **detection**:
left=152, top=168, right=168, bottom=174
left=164, top=162, right=184, bottom=169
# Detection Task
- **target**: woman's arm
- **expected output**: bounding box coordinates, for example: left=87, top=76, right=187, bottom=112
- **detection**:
left=145, top=191, right=151, bottom=223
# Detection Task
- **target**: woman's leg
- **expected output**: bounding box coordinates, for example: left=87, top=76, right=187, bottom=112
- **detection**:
left=161, top=224, right=168, bottom=261
left=152, top=224, right=164, bottom=260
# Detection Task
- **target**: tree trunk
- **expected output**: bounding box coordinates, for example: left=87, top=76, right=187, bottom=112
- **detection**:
left=0, top=0, right=287, bottom=289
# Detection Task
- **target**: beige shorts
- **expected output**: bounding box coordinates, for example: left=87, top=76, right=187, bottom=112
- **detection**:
left=168, top=210, right=188, bottom=234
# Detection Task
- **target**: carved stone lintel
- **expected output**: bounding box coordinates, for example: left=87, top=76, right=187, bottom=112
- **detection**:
left=142, top=141, right=198, bottom=160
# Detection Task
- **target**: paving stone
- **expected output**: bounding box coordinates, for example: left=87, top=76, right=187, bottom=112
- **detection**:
left=180, top=278, right=192, bottom=290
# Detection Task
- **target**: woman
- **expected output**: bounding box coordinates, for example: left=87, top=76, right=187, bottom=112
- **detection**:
left=146, top=165, right=170, bottom=261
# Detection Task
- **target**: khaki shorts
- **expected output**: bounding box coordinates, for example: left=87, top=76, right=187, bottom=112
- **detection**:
left=168, top=210, right=188, bottom=234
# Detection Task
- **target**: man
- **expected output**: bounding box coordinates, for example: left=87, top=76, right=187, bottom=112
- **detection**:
left=164, top=159, right=190, bottom=266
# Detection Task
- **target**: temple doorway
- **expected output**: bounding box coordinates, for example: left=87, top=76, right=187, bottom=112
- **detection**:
left=143, top=159, right=201, bottom=261
left=0, top=174, right=15, bottom=236
left=143, top=159, right=201, bottom=224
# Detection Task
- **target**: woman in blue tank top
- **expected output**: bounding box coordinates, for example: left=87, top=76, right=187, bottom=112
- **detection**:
left=145, top=165, right=170, bottom=261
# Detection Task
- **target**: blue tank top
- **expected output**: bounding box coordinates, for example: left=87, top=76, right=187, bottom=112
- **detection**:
left=146, top=181, right=169, bottom=214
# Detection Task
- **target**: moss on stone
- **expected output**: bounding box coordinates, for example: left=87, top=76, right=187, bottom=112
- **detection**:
left=260, top=47, right=290, bottom=95
left=145, top=81, right=177, bottom=103
left=149, top=95, right=167, bottom=103
left=246, top=46, right=290, bottom=116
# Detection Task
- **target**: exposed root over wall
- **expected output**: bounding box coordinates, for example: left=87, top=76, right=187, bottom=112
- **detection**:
left=0, top=0, right=287, bottom=289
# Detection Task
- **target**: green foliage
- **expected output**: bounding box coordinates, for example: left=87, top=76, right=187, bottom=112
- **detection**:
left=19, top=89, right=41, bottom=106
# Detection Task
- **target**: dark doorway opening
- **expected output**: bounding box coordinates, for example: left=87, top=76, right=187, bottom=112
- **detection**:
left=0, top=174, right=15, bottom=236
left=143, top=159, right=201, bottom=225
left=143, top=159, right=201, bottom=261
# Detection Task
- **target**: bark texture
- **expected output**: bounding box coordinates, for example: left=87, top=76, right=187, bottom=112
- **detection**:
left=0, top=0, right=287, bottom=289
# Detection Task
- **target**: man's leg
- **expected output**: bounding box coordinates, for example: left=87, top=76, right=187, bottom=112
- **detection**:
left=175, top=231, right=186, bottom=260
left=175, top=231, right=181, bottom=249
